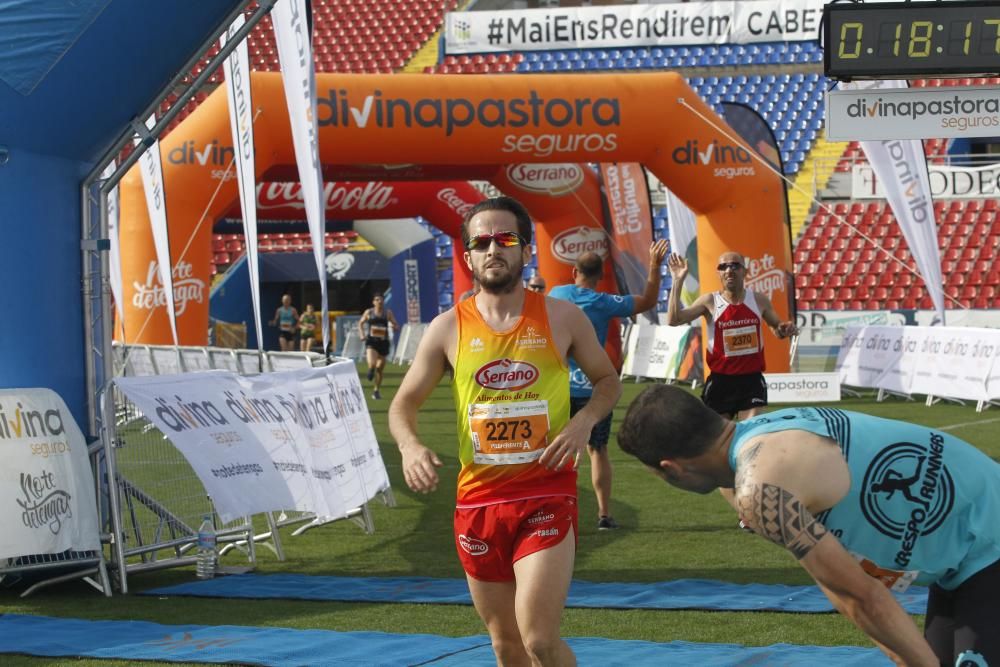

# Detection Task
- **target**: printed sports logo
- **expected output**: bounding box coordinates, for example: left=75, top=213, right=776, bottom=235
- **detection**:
left=860, top=437, right=955, bottom=568
left=470, top=337, right=485, bottom=351
left=744, top=252, right=786, bottom=301
left=671, top=140, right=756, bottom=179
left=527, top=511, right=555, bottom=525
left=325, top=252, right=355, bottom=279
left=517, top=325, right=548, bottom=350
left=506, top=163, right=584, bottom=196
left=475, top=359, right=539, bottom=391
left=257, top=181, right=395, bottom=213
left=132, top=260, right=205, bottom=316
left=551, top=226, right=608, bottom=265
left=458, top=534, right=489, bottom=556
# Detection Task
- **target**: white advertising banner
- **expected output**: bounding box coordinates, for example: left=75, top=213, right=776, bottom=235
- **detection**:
left=622, top=323, right=694, bottom=380
left=102, top=161, right=124, bottom=323
left=0, top=389, right=101, bottom=560
left=221, top=14, right=264, bottom=355
left=841, top=80, right=944, bottom=322
left=273, top=0, right=330, bottom=353
left=837, top=325, right=1000, bottom=401
left=445, top=0, right=825, bottom=54
left=764, top=373, right=840, bottom=403
left=852, top=162, right=1000, bottom=200
left=137, top=114, right=179, bottom=345
left=114, top=361, right=390, bottom=523
left=665, top=187, right=699, bottom=304
left=826, top=85, right=1000, bottom=141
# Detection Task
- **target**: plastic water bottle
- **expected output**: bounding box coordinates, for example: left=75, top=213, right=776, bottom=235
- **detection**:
left=195, top=514, right=217, bottom=580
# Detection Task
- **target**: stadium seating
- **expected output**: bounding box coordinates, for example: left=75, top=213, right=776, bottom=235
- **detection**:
left=795, top=199, right=1000, bottom=310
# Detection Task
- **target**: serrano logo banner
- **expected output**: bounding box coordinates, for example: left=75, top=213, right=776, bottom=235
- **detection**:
left=506, top=163, right=584, bottom=195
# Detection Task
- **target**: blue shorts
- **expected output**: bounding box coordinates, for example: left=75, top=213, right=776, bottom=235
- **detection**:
left=569, top=396, right=613, bottom=450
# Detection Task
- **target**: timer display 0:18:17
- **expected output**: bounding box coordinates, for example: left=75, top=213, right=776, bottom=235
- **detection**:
left=824, top=2, right=1000, bottom=79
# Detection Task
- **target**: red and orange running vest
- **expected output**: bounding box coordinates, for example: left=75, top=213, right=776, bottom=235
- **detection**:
left=452, top=290, right=573, bottom=507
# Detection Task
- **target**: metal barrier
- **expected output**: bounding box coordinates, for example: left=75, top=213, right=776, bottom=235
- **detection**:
left=100, top=344, right=388, bottom=594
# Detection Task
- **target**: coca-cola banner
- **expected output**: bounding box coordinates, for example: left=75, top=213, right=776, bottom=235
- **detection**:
left=225, top=180, right=482, bottom=301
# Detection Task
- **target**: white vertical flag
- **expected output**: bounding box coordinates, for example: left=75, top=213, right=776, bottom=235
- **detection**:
left=272, top=0, right=329, bottom=352
left=137, top=114, right=179, bottom=345
left=839, top=80, right=945, bottom=322
left=665, top=187, right=700, bottom=305
left=102, top=160, right=124, bottom=324
left=221, top=14, right=264, bottom=354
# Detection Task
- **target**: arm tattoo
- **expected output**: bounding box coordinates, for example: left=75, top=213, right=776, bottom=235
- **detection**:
left=738, top=483, right=827, bottom=560
left=734, top=441, right=764, bottom=489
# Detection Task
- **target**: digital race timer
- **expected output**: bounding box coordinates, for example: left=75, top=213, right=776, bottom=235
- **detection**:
left=823, top=1, right=1000, bottom=80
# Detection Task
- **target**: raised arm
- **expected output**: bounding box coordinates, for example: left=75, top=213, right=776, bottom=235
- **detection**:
left=387, top=313, right=453, bottom=494
left=630, top=239, right=670, bottom=314
left=755, top=291, right=799, bottom=339
left=733, top=435, right=936, bottom=666
left=538, top=300, right=622, bottom=471
left=664, top=253, right=711, bottom=325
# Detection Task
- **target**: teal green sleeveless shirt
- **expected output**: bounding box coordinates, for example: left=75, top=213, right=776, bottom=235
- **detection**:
left=729, top=408, right=1000, bottom=591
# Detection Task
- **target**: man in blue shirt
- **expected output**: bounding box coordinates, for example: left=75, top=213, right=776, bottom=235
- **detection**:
left=618, top=384, right=1000, bottom=666
left=550, top=239, right=669, bottom=529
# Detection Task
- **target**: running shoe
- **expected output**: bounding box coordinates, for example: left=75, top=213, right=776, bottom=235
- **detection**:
left=597, top=515, right=619, bottom=530
left=372, top=389, right=381, bottom=400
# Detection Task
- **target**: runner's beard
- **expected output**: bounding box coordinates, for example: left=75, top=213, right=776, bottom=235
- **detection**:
left=475, top=256, right=524, bottom=295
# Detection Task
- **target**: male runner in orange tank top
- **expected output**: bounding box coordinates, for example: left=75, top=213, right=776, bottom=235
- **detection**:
left=389, top=196, right=622, bottom=667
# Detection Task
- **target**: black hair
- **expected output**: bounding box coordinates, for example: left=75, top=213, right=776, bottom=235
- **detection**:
left=461, top=196, right=533, bottom=249
left=617, top=385, right=725, bottom=468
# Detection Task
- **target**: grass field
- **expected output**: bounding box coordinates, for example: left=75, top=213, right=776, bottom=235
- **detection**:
left=2, top=362, right=998, bottom=666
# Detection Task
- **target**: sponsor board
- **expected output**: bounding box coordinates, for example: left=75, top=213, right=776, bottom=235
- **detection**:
left=404, top=259, right=421, bottom=324
left=764, top=372, right=840, bottom=403
left=506, top=163, right=584, bottom=196
left=550, top=226, right=609, bottom=264
left=852, top=162, right=1000, bottom=200
left=827, top=86, right=1000, bottom=141
left=444, top=0, right=825, bottom=54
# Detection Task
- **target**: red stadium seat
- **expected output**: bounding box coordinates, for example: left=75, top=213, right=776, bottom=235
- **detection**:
left=883, top=300, right=900, bottom=310
left=800, top=287, right=818, bottom=301
left=819, top=287, right=837, bottom=302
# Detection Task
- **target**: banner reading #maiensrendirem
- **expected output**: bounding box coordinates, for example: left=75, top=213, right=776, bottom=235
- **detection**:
left=115, top=361, right=389, bottom=523
left=0, top=389, right=101, bottom=560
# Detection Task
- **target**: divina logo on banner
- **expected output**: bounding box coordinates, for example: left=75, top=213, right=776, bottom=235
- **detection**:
left=0, top=402, right=66, bottom=440
left=671, top=140, right=755, bottom=179
left=316, top=89, right=621, bottom=157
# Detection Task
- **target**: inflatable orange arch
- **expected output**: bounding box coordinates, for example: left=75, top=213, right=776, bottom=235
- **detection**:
left=119, top=72, right=792, bottom=372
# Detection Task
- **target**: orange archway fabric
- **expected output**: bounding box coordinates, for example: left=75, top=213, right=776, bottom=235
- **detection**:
left=119, top=72, right=791, bottom=371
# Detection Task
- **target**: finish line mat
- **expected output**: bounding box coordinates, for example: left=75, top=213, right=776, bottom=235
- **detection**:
left=145, top=573, right=928, bottom=614
left=0, top=614, right=891, bottom=666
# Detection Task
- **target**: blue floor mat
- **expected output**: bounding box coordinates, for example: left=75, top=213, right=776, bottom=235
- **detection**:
left=144, top=573, right=928, bottom=614
left=0, top=613, right=891, bottom=666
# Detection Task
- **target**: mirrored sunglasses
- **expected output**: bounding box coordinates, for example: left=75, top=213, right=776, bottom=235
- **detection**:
left=717, top=262, right=743, bottom=271
left=466, top=231, right=526, bottom=251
